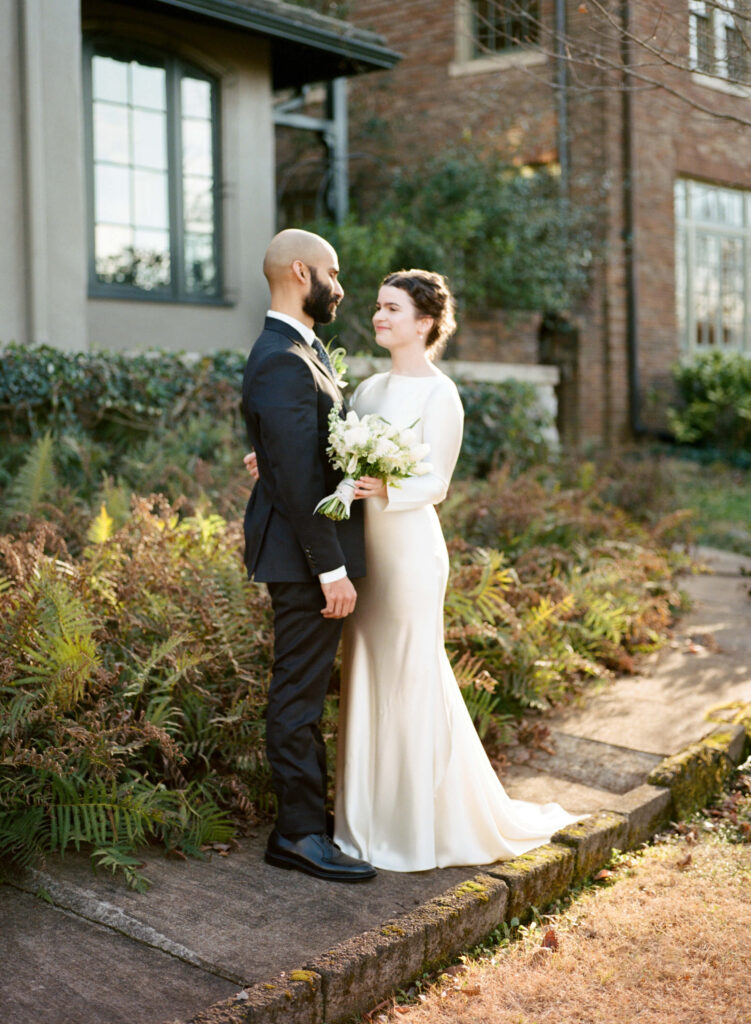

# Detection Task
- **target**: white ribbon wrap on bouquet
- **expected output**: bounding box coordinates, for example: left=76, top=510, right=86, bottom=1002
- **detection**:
left=314, top=476, right=357, bottom=520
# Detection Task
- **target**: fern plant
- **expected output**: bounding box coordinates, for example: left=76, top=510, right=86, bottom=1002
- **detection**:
left=2, top=433, right=57, bottom=524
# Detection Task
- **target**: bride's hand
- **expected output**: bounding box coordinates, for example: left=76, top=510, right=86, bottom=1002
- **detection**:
left=353, top=475, right=387, bottom=500
left=244, top=451, right=259, bottom=482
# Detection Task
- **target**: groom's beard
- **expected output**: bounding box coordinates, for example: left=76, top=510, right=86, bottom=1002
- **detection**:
left=303, top=267, right=340, bottom=325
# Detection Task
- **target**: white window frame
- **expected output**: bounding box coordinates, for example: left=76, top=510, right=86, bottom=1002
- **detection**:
left=689, top=0, right=751, bottom=84
left=451, top=0, right=545, bottom=76
left=675, top=178, right=750, bottom=354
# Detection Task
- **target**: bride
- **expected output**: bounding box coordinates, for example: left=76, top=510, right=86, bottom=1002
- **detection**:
left=333, top=269, right=579, bottom=872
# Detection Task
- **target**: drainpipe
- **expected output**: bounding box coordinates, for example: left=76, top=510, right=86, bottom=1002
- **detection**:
left=620, top=0, right=642, bottom=438
left=325, top=77, right=349, bottom=225
left=554, top=0, right=569, bottom=194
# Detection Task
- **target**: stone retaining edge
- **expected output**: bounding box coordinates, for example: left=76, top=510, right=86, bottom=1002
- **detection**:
left=186, top=720, right=751, bottom=1024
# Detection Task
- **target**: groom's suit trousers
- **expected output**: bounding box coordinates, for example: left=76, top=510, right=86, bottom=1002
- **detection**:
left=266, top=578, right=344, bottom=836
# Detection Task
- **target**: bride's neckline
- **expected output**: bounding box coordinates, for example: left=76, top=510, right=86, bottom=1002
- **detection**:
left=387, top=369, right=442, bottom=379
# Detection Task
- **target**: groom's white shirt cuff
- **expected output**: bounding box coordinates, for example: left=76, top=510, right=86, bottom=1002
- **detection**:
left=319, top=565, right=348, bottom=583
left=267, top=311, right=347, bottom=585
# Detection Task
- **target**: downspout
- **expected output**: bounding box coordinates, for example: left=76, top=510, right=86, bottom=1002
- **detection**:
left=554, top=0, right=569, bottom=194
left=620, top=0, right=642, bottom=437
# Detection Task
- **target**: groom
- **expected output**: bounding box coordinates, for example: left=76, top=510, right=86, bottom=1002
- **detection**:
left=242, top=229, right=375, bottom=882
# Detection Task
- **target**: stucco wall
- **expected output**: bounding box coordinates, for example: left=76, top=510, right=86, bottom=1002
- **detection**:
left=0, top=0, right=26, bottom=346
left=82, top=1, right=275, bottom=355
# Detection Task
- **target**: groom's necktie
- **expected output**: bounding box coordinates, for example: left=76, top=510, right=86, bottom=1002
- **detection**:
left=312, top=337, right=335, bottom=378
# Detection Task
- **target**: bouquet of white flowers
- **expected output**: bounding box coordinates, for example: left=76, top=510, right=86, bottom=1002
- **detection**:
left=314, top=405, right=432, bottom=520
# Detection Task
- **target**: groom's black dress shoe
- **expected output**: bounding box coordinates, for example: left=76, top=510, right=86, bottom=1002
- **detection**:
left=265, top=830, right=376, bottom=882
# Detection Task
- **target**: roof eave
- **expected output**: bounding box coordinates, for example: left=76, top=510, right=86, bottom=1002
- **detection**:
left=150, top=0, right=400, bottom=73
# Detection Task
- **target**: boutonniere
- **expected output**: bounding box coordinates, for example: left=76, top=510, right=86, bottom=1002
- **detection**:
left=325, top=342, right=349, bottom=390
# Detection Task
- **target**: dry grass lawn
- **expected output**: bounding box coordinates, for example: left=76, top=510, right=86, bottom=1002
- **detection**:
left=376, top=834, right=751, bottom=1024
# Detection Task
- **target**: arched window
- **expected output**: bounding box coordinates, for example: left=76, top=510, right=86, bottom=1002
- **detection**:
left=83, top=39, right=222, bottom=301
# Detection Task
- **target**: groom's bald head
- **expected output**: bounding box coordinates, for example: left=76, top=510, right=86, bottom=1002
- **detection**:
left=262, top=228, right=343, bottom=327
left=263, top=229, right=337, bottom=286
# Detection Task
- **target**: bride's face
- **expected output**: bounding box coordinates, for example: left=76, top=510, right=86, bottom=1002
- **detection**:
left=372, top=285, right=431, bottom=352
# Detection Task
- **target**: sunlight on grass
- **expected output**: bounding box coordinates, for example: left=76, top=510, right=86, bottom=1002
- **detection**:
left=669, top=458, right=751, bottom=556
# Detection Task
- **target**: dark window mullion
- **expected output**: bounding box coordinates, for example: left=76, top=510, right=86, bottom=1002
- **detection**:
left=82, top=38, right=99, bottom=294
left=210, top=75, right=223, bottom=298
left=166, top=56, right=184, bottom=298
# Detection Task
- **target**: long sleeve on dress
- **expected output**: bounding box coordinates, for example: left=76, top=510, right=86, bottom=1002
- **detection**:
left=384, top=379, right=464, bottom=512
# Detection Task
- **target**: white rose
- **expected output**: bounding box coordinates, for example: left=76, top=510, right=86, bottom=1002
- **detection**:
left=373, top=436, right=399, bottom=458
left=343, top=426, right=370, bottom=449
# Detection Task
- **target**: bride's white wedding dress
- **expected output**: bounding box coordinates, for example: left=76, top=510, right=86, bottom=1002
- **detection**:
left=334, top=369, right=579, bottom=872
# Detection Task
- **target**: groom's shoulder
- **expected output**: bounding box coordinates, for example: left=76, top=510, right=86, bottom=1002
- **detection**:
left=248, top=323, right=298, bottom=364
left=244, top=327, right=309, bottom=392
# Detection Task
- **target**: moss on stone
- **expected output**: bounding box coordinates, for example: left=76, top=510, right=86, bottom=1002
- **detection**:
left=380, top=924, right=406, bottom=937
left=455, top=880, right=490, bottom=903
left=649, top=741, right=734, bottom=819
left=289, top=970, right=317, bottom=991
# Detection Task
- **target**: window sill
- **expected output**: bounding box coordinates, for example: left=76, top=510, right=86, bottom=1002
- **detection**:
left=690, top=70, right=751, bottom=98
left=449, top=48, right=547, bottom=78
left=88, top=288, right=234, bottom=308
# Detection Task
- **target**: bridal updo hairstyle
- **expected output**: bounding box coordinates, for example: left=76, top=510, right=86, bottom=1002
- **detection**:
left=381, top=269, right=457, bottom=359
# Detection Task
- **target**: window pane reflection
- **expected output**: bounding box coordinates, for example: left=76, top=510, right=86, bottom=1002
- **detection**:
left=94, top=101, right=129, bottom=165
left=182, top=118, right=213, bottom=176
left=95, top=164, right=131, bottom=225
left=676, top=179, right=748, bottom=352
left=132, top=62, right=166, bottom=111
left=185, top=233, right=216, bottom=294
left=182, top=77, right=211, bottom=119
left=133, top=169, right=168, bottom=229
left=183, top=175, right=213, bottom=230
left=133, top=109, right=167, bottom=170
left=92, top=56, right=128, bottom=103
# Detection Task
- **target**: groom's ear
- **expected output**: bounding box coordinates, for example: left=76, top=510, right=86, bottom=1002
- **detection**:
left=292, top=259, right=308, bottom=285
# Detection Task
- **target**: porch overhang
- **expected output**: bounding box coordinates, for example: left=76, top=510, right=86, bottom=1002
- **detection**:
left=127, top=0, right=400, bottom=88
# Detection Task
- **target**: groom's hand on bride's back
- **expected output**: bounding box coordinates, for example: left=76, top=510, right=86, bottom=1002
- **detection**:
left=244, top=451, right=259, bottom=482
left=320, top=577, right=357, bottom=619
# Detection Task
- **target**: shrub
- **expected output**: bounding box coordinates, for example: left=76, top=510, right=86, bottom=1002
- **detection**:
left=0, top=500, right=273, bottom=889
left=668, top=350, right=751, bottom=452
left=310, top=147, right=593, bottom=355
left=455, top=380, right=555, bottom=478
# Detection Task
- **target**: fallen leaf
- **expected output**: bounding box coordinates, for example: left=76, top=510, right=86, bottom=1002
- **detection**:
left=594, top=869, right=613, bottom=881
left=462, top=986, right=482, bottom=997
left=541, top=928, right=559, bottom=951
left=675, top=852, right=693, bottom=870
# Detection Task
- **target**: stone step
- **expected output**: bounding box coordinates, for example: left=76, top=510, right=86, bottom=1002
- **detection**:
left=515, top=730, right=664, bottom=795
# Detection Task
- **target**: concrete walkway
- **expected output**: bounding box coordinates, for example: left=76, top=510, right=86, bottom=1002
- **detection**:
left=2, top=547, right=750, bottom=1024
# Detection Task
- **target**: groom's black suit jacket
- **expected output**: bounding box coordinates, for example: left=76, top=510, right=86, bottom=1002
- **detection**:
left=241, top=317, right=365, bottom=583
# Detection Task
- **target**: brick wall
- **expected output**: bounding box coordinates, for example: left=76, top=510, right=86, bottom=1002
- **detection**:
left=279, top=0, right=751, bottom=444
